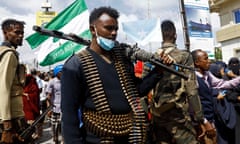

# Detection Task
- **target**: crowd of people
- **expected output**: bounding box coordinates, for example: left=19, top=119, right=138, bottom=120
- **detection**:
left=0, top=6, right=240, bottom=144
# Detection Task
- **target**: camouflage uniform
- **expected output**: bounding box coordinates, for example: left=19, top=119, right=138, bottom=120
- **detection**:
left=151, top=43, right=204, bottom=144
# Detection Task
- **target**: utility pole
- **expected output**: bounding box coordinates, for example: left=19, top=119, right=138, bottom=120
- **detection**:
left=179, top=0, right=190, bottom=51
left=147, top=0, right=152, bottom=52
left=147, top=0, right=151, bottom=19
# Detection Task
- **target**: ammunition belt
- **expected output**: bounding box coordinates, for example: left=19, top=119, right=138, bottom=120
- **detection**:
left=78, top=50, right=111, bottom=112
left=78, top=48, right=147, bottom=143
left=83, top=110, right=132, bottom=137
left=113, top=47, right=147, bottom=143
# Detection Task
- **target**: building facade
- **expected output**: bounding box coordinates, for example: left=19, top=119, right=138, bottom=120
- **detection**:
left=210, top=0, right=240, bottom=63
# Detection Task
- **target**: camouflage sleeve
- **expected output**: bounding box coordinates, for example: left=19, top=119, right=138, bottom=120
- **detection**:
left=183, top=53, right=204, bottom=122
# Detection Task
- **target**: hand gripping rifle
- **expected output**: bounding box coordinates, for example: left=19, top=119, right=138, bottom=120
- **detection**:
left=19, top=105, right=53, bottom=143
left=33, top=26, right=191, bottom=80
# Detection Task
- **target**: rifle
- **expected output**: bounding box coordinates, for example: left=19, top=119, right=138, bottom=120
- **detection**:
left=33, top=26, right=191, bottom=79
left=19, top=105, right=53, bottom=143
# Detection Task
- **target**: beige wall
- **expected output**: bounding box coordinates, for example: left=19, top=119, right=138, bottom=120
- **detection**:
left=210, top=0, right=240, bottom=26
left=209, top=0, right=240, bottom=63
left=216, top=24, right=240, bottom=42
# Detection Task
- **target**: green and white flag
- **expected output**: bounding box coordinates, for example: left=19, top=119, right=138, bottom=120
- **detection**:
left=26, top=0, right=91, bottom=66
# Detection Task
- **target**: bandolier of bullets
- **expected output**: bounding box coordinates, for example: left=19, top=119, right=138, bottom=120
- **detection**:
left=83, top=110, right=132, bottom=137
left=77, top=50, right=132, bottom=143
left=79, top=51, right=111, bottom=113
left=78, top=47, right=148, bottom=143
left=113, top=46, right=148, bottom=143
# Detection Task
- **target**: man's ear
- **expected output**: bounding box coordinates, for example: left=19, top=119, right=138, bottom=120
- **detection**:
left=3, top=30, right=7, bottom=35
left=3, top=30, right=8, bottom=40
left=89, top=25, right=96, bottom=36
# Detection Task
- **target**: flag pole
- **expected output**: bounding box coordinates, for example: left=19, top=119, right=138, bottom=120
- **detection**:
left=179, top=0, right=190, bottom=52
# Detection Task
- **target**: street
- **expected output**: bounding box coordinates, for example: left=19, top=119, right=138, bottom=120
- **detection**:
left=35, top=120, right=54, bottom=144
left=34, top=118, right=63, bottom=144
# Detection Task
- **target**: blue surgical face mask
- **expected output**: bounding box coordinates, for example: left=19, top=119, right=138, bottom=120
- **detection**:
left=95, top=27, right=115, bottom=51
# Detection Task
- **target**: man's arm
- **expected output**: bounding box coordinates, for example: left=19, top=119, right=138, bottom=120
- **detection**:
left=209, top=72, right=240, bottom=89
left=137, top=51, right=174, bottom=96
left=0, top=50, right=21, bottom=143
left=0, top=52, right=18, bottom=120
left=61, top=55, right=85, bottom=144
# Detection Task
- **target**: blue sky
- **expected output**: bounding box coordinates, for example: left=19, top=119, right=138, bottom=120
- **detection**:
left=0, top=0, right=220, bottom=68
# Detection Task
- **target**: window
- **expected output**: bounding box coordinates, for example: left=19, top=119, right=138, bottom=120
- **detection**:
left=235, top=49, right=240, bottom=58
left=233, top=9, right=240, bottom=24
left=220, top=12, right=231, bottom=26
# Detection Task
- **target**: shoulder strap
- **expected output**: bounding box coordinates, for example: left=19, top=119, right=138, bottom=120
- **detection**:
left=0, top=48, right=16, bottom=61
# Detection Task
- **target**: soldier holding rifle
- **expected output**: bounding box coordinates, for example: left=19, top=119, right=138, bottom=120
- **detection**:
left=151, top=20, right=209, bottom=144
